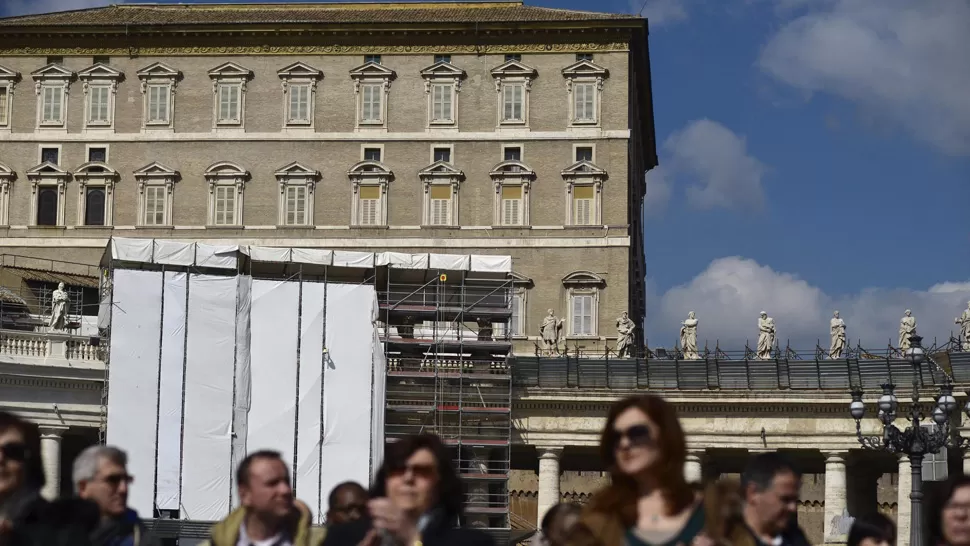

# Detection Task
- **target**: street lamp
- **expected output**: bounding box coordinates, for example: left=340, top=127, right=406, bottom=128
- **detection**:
left=848, top=335, right=970, bottom=546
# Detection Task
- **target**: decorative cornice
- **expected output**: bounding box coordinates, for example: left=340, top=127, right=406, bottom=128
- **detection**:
left=513, top=399, right=875, bottom=415
left=0, top=42, right=629, bottom=57
left=0, top=374, right=101, bottom=390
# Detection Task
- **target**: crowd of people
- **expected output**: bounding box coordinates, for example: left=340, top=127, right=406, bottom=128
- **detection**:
left=3, top=396, right=970, bottom=546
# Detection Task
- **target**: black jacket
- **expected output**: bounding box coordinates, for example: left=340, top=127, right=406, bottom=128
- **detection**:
left=6, top=496, right=101, bottom=546
left=322, top=515, right=494, bottom=546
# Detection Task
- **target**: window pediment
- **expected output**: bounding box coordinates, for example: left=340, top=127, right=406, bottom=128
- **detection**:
left=26, top=161, right=69, bottom=180
left=421, top=61, right=466, bottom=88
left=510, top=271, right=534, bottom=287
left=0, top=65, right=21, bottom=85
left=31, top=64, right=74, bottom=83
left=137, top=62, right=181, bottom=81
left=78, top=63, right=124, bottom=82
left=562, top=270, right=605, bottom=286
left=74, top=161, right=119, bottom=182
left=489, top=160, right=535, bottom=180
left=491, top=60, right=537, bottom=80
left=419, top=161, right=464, bottom=181
left=208, top=62, right=253, bottom=81
left=561, top=59, right=609, bottom=81
left=348, top=160, right=393, bottom=181
left=133, top=161, right=179, bottom=182
left=204, top=161, right=249, bottom=182
left=277, top=62, right=323, bottom=81
left=561, top=160, right=608, bottom=181
left=275, top=161, right=320, bottom=181
left=350, top=62, right=396, bottom=81
left=0, top=162, right=15, bottom=182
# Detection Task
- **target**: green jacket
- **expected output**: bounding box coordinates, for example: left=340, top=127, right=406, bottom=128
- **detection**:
left=199, top=503, right=326, bottom=546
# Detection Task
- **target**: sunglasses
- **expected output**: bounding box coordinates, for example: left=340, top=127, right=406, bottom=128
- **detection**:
left=387, top=463, right=437, bottom=480
left=0, top=442, right=28, bottom=462
left=99, top=473, right=135, bottom=487
left=610, top=424, right=653, bottom=449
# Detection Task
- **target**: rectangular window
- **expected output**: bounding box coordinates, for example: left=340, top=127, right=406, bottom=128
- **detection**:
left=84, top=187, right=106, bottom=226
left=93, top=55, right=110, bottom=65
left=41, top=86, right=63, bottom=123
left=574, top=82, right=596, bottom=122
left=509, top=292, right=523, bottom=336
left=922, top=426, right=949, bottom=482
left=358, top=186, right=380, bottom=225
left=88, top=147, right=107, bottom=163
left=433, top=147, right=451, bottom=163
left=429, top=185, right=452, bottom=226
left=0, top=87, right=8, bottom=125
left=571, top=294, right=594, bottom=336
left=505, top=54, right=521, bottom=62
left=434, top=54, right=452, bottom=64
left=213, top=186, right=236, bottom=225
left=502, top=83, right=524, bottom=122
left=46, top=56, right=63, bottom=65
left=500, top=185, right=522, bottom=226
left=363, top=148, right=382, bottom=162
left=364, top=55, right=382, bottom=64
left=88, top=86, right=110, bottom=123
left=573, top=185, right=594, bottom=225
left=576, top=53, right=594, bottom=61
left=431, top=83, right=453, bottom=122
left=143, top=186, right=166, bottom=226
left=288, top=83, right=311, bottom=123
left=147, top=84, right=170, bottom=123
left=361, top=84, right=382, bottom=122
left=284, top=185, right=307, bottom=225
left=36, top=187, right=58, bottom=226
left=41, top=147, right=59, bottom=164
left=575, top=146, right=593, bottom=162
left=503, top=146, right=521, bottom=162
left=217, top=84, right=241, bottom=123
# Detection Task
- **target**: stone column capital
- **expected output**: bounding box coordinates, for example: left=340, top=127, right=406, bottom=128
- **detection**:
left=685, top=450, right=706, bottom=461
left=39, top=425, right=68, bottom=439
left=822, top=451, right=848, bottom=463
left=538, top=447, right=564, bottom=460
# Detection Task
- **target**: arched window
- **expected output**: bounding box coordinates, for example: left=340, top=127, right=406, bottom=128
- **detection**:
left=347, top=160, right=392, bottom=226
left=489, top=160, right=535, bottom=226
left=74, top=161, right=118, bottom=226
left=26, top=161, right=69, bottom=226
left=204, top=161, right=249, bottom=226
left=562, top=271, right=606, bottom=337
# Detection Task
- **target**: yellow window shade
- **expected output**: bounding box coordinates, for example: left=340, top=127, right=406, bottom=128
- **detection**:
left=501, top=185, right=522, bottom=199
left=359, top=186, right=380, bottom=199
left=573, top=185, right=595, bottom=199
left=429, top=185, right=451, bottom=200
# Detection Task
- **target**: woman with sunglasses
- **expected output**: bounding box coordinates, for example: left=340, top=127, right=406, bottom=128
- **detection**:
left=571, top=395, right=717, bottom=546
left=323, top=433, right=493, bottom=546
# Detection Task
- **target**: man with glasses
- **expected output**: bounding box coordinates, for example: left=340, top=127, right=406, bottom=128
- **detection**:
left=73, top=445, right=146, bottom=546
left=732, top=452, right=811, bottom=546
left=326, top=482, right=368, bottom=527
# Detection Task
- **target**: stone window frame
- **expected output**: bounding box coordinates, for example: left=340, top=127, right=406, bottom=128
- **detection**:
left=73, top=161, right=119, bottom=227
left=0, top=162, right=15, bottom=226
left=204, top=161, right=249, bottom=227
left=0, top=65, right=21, bottom=132
left=561, top=160, right=608, bottom=226
left=25, top=161, right=70, bottom=227
left=134, top=161, right=179, bottom=227
left=77, top=63, right=123, bottom=132
left=275, top=161, right=320, bottom=227
left=497, top=272, right=532, bottom=339
left=277, top=62, right=323, bottom=130
left=137, top=62, right=181, bottom=131
left=489, top=159, right=535, bottom=227
left=347, top=160, right=393, bottom=226
left=418, top=160, right=464, bottom=227
left=420, top=60, right=465, bottom=129
left=208, top=62, right=253, bottom=130
left=490, top=59, right=537, bottom=129
left=562, top=270, right=605, bottom=338
left=561, top=59, right=609, bottom=128
left=31, top=63, right=74, bottom=131
left=349, top=61, right=395, bottom=131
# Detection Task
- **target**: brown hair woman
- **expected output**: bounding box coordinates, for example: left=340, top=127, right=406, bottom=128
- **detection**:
left=571, top=395, right=713, bottom=546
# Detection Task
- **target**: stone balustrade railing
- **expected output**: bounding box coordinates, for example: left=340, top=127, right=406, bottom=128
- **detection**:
left=0, top=329, right=102, bottom=364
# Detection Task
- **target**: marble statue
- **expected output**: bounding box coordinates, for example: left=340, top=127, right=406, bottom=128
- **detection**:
left=757, top=311, right=775, bottom=360
left=680, top=311, right=699, bottom=360
left=898, top=309, right=917, bottom=350
left=956, top=301, right=970, bottom=351
left=539, top=309, right=564, bottom=356
left=829, top=311, right=847, bottom=359
left=615, top=312, right=636, bottom=357
left=48, top=282, right=69, bottom=331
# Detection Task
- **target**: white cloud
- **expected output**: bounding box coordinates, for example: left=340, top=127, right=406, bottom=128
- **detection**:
left=758, top=0, right=970, bottom=156
left=648, top=256, right=970, bottom=352
left=635, top=0, right=690, bottom=27
left=3, top=0, right=116, bottom=16
left=662, top=119, right=768, bottom=211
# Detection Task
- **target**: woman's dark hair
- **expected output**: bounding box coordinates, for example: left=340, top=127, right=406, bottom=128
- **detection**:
left=586, top=395, right=693, bottom=525
left=370, top=433, right=464, bottom=524
left=0, top=411, right=46, bottom=490
left=848, top=512, right=895, bottom=546
left=541, top=502, right=581, bottom=537
left=927, top=473, right=970, bottom=546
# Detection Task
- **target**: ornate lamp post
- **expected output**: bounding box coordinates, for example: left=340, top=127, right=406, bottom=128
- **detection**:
left=849, top=335, right=968, bottom=546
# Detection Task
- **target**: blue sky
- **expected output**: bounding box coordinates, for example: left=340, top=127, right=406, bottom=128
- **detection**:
left=3, top=0, right=968, bottom=349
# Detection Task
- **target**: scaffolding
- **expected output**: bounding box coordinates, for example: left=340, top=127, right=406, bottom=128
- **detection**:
left=378, top=266, right=513, bottom=536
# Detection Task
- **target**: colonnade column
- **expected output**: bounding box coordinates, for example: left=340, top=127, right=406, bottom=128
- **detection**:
left=39, top=426, right=67, bottom=500
left=897, top=455, right=912, bottom=546
left=823, top=451, right=848, bottom=544
left=537, top=447, right=563, bottom=526
left=684, top=451, right=703, bottom=484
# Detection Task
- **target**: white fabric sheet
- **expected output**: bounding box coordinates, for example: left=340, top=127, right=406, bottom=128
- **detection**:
left=106, top=269, right=163, bottom=518
left=429, top=253, right=471, bottom=271
left=470, top=254, right=512, bottom=273
left=296, top=282, right=326, bottom=521
left=155, top=272, right=187, bottom=511
left=182, top=275, right=237, bottom=521
left=320, top=284, right=377, bottom=515
left=154, top=240, right=195, bottom=266
left=196, top=243, right=239, bottom=269
left=111, top=238, right=154, bottom=263
left=248, top=280, right=300, bottom=472
left=376, top=252, right=430, bottom=269
left=332, top=250, right=374, bottom=268
left=291, top=248, right=333, bottom=265
left=230, top=275, right=252, bottom=508
left=249, top=246, right=292, bottom=262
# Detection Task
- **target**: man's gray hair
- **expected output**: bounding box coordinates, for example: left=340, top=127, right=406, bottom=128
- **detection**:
left=73, top=445, right=128, bottom=492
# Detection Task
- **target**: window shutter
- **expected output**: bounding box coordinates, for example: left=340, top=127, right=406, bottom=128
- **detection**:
left=90, top=87, right=109, bottom=122
left=0, top=88, right=7, bottom=125
left=583, top=84, right=594, bottom=120
left=573, top=186, right=595, bottom=225
left=144, top=186, right=166, bottom=225
left=148, top=85, right=169, bottom=122
left=510, top=295, right=520, bottom=335
left=358, top=185, right=380, bottom=225
left=442, top=85, right=452, bottom=120
left=572, top=296, right=583, bottom=335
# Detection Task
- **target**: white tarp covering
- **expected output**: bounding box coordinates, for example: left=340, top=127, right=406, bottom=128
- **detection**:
left=155, top=272, right=187, bottom=511
left=250, top=246, right=292, bottom=263
left=376, top=252, right=429, bottom=269
left=470, top=255, right=513, bottom=273
left=181, top=275, right=237, bottom=520
left=154, top=240, right=195, bottom=267
left=292, top=248, right=333, bottom=265
left=297, top=282, right=326, bottom=521
left=106, top=269, right=163, bottom=518
left=247, top=280, right=299, bottom=472
left=429, top=253, right=471, bottom=271
left=332, top=250, right=374, bottom=269
left=320, top=284, right=378, bottom=516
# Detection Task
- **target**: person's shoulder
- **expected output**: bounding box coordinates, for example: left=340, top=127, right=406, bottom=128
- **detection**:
left=321, top=518, right=370, bottom=546
left=446, top=527, right=495, bottom=546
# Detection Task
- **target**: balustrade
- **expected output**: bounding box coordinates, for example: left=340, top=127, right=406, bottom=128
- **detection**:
left=0, top=328, right=102, bottom=363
